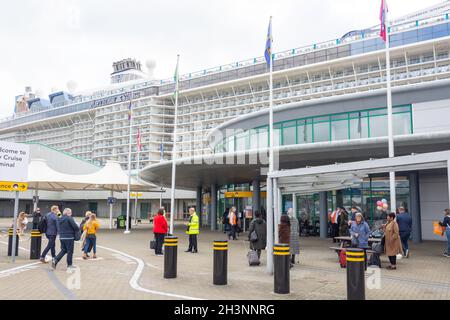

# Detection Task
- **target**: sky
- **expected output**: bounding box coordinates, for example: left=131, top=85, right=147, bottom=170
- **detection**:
left=0, top=0, right=445, bottom=118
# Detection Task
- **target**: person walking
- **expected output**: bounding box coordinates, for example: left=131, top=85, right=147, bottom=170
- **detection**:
left=228, top=207, right=238, bottom=240
left=287, top=208, right=300, bottom=265
left=338, top=207, right=349, bottom=237
left=396, top=207, right=412, bottom=258
left=384, top=212, right=403, bottom=270
left=39, top=205, right=59, bottom=263
left=153, top=208, right=168, bottom=256
left=185, top=207, right=199, bottom=253
left=330, top=208, right=339, bottom=242
left=32, top=208, right=41, bottom=230
left=82, top=213, right=100, bottom=260
left=439, top=209, right=450, bottom=258
left=52, top=208, right=79, bottom=270
left=222, top=208, right=230, bottom=234
left=248, top=211, right=267, bottom=259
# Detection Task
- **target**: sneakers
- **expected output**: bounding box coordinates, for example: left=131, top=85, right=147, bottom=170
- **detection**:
left=184, top=250, right=192, bottom=253
left=443, top=253, right=450, bottom=258
left=51, top=258, right=57, bottom=270
left=39, top=258, right=47, bottom=264
left=191, top=250, right=198, bottom=254
left=67, top=265, right=77, bottom=270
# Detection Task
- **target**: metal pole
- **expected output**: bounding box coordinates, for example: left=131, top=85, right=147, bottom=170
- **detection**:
left=385, top=7, right=397, bottom=213
left=125, top=92, right=133, bottom=234
left=134, top=151, right=140, bottom=225
left=11, top=191, right=19, bottom=263
left=109, top=190, right=114, bottom=230
left=273, top=178, right=279, bottom=243
left=266, top=177, right=274, bottom=275
left=169, top=55, right=180, bottom=235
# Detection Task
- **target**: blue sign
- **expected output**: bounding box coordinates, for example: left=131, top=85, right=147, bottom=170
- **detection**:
left=107, top=197, right=117, bottom=205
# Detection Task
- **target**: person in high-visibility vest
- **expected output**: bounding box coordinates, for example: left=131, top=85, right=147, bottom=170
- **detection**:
left=185, top=207, right=199, bottom=253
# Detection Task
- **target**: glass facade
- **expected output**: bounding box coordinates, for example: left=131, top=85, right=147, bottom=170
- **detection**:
left=214, top=105, right=413, bottom=153
left=285, top=175, right=411, bottom=235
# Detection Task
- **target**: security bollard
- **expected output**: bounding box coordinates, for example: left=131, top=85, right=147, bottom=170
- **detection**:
left=346, top=248, right=366, bottom=300
left=7, top=228, right=19, bottom=257
left=273, top=243, right=290, bottom=294
left=164, top=236, right=178, bottom=279
left=30, top=230, right=42, bottom=260
left=213, top=240, right=228, bottom=285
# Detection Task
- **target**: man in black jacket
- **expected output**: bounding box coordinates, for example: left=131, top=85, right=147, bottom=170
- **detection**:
left=52, top=208, right=79, bottom=270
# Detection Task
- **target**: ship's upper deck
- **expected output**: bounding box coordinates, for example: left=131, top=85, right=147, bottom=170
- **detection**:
left=1, top=3, right=450, bottom=131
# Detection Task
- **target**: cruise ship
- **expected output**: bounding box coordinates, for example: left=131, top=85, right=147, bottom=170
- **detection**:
left=2, top=2, right=450, bottom=172
left=2, top=2, right=450, bottom=241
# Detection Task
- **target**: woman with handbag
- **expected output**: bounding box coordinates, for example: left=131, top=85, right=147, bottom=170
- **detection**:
left=383, top=212, right=403, bottom=270
left=439, top=209, right=450, bottom=258
left=82, top=214, right=100, bottom=260
left=248, top=211, right=266, bottom=259
left=153, top=208, right=168, bottom=256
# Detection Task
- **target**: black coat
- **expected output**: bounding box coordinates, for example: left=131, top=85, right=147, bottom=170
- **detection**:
left=248, top=218, right=267, bottom=250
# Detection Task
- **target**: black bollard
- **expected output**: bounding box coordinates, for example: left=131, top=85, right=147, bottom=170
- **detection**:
left=346, top=248, right=366, bottom=300
left=213, top=240, right=228, bottom=285
left=274, top=243, right=290, bottom=294
left=30, top=230, right=42, bottom=260
left=7, top=228, right=19, bottom=257
left=164, top=236, right=178, bottom=279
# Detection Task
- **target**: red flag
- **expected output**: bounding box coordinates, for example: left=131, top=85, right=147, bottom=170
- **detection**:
left=137, top=128, right=142, bottom=151
left=380, top=0, right=388, bottom=42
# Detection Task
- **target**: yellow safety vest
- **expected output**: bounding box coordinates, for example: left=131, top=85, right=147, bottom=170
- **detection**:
left=186, top=213, right=200, bottom=235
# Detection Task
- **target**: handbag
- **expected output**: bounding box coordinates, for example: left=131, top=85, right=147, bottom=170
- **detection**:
left=150, top=239, right=156, bottom=250
left=433, top=221, right=446, bottom=237
left=250, top=230, right=258, bottom=242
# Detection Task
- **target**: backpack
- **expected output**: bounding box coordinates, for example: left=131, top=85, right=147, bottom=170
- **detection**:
left=38, top=215, right=47, bottom=234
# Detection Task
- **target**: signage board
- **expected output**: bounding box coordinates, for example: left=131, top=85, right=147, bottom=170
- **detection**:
left=0, top=141, right=30, bottom=183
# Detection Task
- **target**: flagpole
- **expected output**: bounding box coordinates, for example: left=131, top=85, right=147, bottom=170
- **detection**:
left=125, top=91, right=133, bottom=234
left=169, top=55, right=180, bottom=235
left=267, top=16, right=275, bottom=275
left=384, top=4, right=397, bottom=213
left=134, top=143, right=140, bottom=225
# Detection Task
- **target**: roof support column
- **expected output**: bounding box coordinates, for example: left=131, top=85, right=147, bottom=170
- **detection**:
left=319, top=191, right=328, bottom=239
left=196, top=186, right=203, bottom=228
left=252, top=179, right=261, bottom=215
left=409, top=172, right=422, bottom=244
left=210, top=184, right=218, bottom=231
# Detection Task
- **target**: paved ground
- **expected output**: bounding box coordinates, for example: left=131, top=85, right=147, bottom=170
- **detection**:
left=0, top=218, right=449, bottom=300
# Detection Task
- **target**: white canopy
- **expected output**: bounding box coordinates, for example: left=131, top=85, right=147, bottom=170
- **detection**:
left=27, top=159, right=152, bottom=192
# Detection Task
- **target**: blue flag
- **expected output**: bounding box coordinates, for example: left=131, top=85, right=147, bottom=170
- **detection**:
left=265, top=17, right=273, bottom=68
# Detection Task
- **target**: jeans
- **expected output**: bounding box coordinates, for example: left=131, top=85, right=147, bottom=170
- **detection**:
left=84, top=236, right=97, bottom=254
left=228, top=225, right=237, bottom=240
left=41, top=235, right=56, bottom=259
left=446, top=228, right=450, bottom=254
left=400, top=232, right=410, bottom=254
left=188, top=234, right=198, bottom=252
left=56, top=239, right=75, bottom=266
left=154, top=233, right=165, bottom=255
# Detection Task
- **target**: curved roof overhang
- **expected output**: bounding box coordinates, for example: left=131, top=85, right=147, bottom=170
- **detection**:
left=139, top=131, right=450, bottom=190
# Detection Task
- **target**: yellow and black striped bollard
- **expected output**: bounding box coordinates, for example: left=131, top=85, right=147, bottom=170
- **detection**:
left=213, top=240, right=228, bottom=285
left=7, top=228, right=19, bottom=257
left=346, top=248, right=366, bottom=300
left=164, top=236, right=178, bottom=279
left=274, top=243, right=290, bottom=294
left=30, top=230, right=42, bottom=260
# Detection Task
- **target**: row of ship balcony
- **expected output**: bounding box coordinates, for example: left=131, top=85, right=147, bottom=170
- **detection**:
left=176, top=63, right=450, bottom=126
left=177, top=49, right=450, bottom=111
